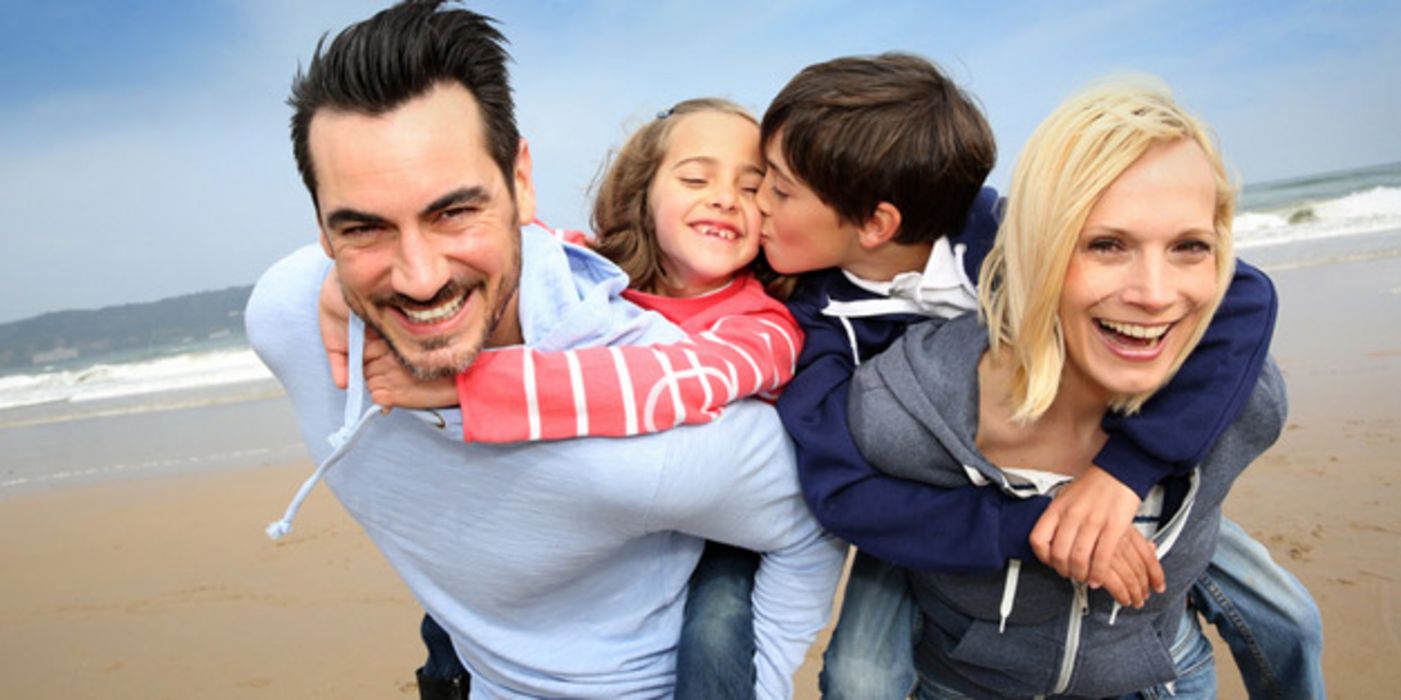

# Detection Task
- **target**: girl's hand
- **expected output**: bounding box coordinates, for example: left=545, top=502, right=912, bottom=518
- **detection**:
left=363, top=328, right=458, bottom=411
left=319, top=269, right=351, bottom=389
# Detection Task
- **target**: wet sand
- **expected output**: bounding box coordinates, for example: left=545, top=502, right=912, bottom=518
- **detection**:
left=1, top=252, right=1398, bottom=698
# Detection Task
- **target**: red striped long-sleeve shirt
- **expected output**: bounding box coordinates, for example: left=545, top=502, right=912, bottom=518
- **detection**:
left=454, top=272, right=802, bottom=442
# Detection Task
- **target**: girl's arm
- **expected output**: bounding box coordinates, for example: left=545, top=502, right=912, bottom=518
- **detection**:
left=455, top=284, right=803, bottom=443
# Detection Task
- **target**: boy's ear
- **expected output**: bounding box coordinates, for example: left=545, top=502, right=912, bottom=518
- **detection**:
left=856, top=202, right=902, bottom=249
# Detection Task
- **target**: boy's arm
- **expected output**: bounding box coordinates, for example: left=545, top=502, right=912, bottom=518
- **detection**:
left=455, top=303, right=802, bottom=442
left=777, top=292, right=1048, bottom=573
left=1045, top=261, right=1278, bottom=584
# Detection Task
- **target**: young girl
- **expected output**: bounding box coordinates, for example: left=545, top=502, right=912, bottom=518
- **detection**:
left=353, top=98, right=802, bottom=446
left=320, top=97, right=805, bottom=700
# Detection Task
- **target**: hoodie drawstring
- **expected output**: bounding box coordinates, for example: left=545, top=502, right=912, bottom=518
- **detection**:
left=999, top=558, right=1022, bottom=633
left=266, top=313, right=378, bottom=540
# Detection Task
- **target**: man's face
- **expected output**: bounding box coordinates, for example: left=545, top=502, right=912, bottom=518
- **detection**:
left=755, top=129, right=861, bottom=275
left=311, top=82, right=535, bottom=379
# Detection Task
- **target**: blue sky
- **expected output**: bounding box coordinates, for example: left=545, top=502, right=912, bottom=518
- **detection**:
left=2, top=0, right=1399, bottom=323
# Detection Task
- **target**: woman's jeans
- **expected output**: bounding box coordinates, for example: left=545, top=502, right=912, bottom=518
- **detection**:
left=822, top=518, right=1324, bottom=699
left=674, top=518, right=1324, bottom=699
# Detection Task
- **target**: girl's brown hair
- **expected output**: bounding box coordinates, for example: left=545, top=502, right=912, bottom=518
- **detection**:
left=591, top=98, right=795, bottom=298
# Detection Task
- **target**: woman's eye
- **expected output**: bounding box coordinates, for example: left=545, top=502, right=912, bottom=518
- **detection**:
left=680, top=177, right=706, bottom=187
left=1175, top=239, right=1213, bottom=255
left=1087, top=238, right=1122, bottom=253
left=769, top=184, right=789, bottom=200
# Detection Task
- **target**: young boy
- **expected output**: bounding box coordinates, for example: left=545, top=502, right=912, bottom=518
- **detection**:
left=749, top=52, right=1324, bottom=699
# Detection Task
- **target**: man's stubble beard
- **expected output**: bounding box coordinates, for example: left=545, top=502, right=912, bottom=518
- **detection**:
left=348, top=233, right=521, bottom=382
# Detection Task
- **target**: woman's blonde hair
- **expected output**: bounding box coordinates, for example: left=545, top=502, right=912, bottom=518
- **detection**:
left=978, top=76, right=1236, bottom=422
left=590, top=98, right=793, bottom=298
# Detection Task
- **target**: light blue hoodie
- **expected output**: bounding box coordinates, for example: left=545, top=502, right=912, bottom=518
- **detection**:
left=246, top=227, right=844, bottom=699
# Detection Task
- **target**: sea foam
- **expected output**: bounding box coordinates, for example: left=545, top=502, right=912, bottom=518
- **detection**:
left=0, top=348, right=273, bottom=411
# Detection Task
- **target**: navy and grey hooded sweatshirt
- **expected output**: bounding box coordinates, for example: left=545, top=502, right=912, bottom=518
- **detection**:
left=775, top=187, right=1279, bottom=572
left=847, top=313, right=1287, bottom=698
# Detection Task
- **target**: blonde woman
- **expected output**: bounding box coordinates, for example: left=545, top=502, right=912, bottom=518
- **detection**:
left=845, top=80, right=1289, bottom=698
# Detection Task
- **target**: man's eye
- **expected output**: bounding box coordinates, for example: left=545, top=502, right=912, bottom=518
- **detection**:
left=442, top=206, right=479, bottom=220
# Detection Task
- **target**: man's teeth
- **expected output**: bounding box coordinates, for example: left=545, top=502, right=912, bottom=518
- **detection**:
left=1097, top=319, right=1170, bottom=340
left=699, top=225, right=738, bottom=241
left=402, top=292, right=466, bottom=323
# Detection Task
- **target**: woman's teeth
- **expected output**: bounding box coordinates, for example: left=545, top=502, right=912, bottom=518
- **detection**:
left=1097, top=319, right=1169, bottom=346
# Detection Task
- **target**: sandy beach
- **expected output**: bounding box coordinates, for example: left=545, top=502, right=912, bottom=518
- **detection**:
left=2, top=251, right=1398, bottom=699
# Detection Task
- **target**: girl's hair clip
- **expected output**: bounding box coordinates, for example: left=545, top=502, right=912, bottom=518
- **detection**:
left=656, top=107, right=674, bottom=120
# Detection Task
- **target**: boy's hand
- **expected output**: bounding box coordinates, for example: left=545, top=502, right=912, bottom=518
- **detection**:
left=1096, top=527, right=1164, bottom=609
left=318, top=269, right=351, bottom=389
left=1030, top=465, right=1161, bottom=589
left=363, top=328, right=458, bottom=411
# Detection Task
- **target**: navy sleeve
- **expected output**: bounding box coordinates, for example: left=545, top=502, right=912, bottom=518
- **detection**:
left=1096, top=261, right=1279, bottom=496
left=778, top=284, right=1047, bottom=573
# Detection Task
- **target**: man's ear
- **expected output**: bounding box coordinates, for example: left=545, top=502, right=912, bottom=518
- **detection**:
left=319, top=228, right=335, bottom=258
left=856, top=201, right=902, bottom=249
left=513, top=138, right=537, bottom=226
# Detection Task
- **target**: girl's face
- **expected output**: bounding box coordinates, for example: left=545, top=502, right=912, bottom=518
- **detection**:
left=1058, top=138, right=1220, bottom=405
left=648, top=111, right=764, bottom=297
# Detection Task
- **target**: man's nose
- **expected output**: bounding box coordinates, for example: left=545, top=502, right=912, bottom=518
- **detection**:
left=391, top=228, right=450, bottom=301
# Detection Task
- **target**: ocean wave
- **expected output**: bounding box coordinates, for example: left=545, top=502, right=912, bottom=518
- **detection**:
left=0, top=348, right=274, bottom=412
left=1235, top=185, right=1401, bottom=249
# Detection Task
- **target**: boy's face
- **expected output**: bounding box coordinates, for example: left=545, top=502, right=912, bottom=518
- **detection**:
left=756, top=130, right=861, bottom=275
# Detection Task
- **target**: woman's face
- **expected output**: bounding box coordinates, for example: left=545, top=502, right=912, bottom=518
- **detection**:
left=1058, top=138, right=1220, bottom=405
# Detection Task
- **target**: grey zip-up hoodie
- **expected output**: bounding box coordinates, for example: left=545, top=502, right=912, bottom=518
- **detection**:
left=847, top=313, right=1286, bottom=698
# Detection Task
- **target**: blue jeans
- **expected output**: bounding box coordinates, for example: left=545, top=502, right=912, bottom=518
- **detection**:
left=821, top=551, right=919, bottom=700
left=825, top=519, right=1324, bottom=699
left=1190, top=518, right=1325, bottom=700
left=418, top=613, right=470, bottom=700
left=674, top=542, right=760, bottom=700
left=1130, top=606, right=1217, bottom=699
left=909, top=607, right=1217, bottom=700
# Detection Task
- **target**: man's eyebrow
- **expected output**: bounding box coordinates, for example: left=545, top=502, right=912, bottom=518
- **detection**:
left=422, top=186, right=489, bottom=218
left=324, top=208, right=388, bottom=230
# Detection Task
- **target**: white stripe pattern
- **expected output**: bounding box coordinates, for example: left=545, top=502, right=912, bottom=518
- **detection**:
left=523, top=349, right=541, bottom=441
left=565, top=350, right=588, bottom=437
left=609, top=347, right=639, bottom=436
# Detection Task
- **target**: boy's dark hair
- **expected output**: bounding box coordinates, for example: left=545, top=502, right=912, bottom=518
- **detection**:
left=288, top=0, right=518, bottom=210
left=761, top=53, right=996, bottom=245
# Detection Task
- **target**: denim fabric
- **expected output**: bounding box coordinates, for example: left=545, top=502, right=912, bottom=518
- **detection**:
left=1132, top=607, right=1217, bottom=699
left=418, top=613, right=470, bottom=700
left=828, top=519, right=1324, bottom=699
left=1190, top=517, right=1326, bottom=700
left=821, top=550, right=920, bottom=700
left=674, top=542, right=761, bottom=700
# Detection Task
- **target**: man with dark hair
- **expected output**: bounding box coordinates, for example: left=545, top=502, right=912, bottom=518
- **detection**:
left=247, top=2, right=843, bottom=698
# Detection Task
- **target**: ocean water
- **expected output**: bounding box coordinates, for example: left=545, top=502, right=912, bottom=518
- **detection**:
left=2, top=161, right=1399, bottom=493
